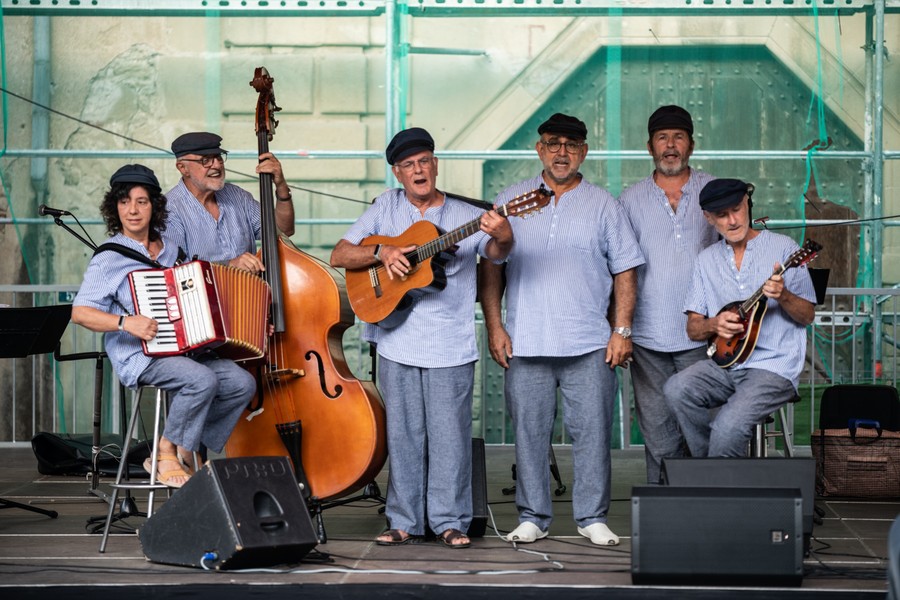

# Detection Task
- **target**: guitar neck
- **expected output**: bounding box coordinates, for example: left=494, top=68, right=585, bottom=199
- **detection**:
left=412, top=206, right=506, bottom=262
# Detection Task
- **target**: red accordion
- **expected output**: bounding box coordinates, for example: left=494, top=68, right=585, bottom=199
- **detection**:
left=128, top=260, right=270, bottom=361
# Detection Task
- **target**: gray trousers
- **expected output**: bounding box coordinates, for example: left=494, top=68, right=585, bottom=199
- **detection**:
left=378, top=357, right=474, bottom=537
left=630, top=344, right=708, bottom=484
left=663, top=360, right=796, bottom=457
left=138, top=351, right=256, bottom=453
left=506, top=349, right=617, bottom=530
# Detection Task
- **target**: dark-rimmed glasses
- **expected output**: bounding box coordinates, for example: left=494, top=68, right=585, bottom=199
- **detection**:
left=540, top=140, right=584, bottom=154
left=179, top=154, right=228, bottom=168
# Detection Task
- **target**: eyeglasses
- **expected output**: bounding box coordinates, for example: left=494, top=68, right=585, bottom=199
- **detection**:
left=540, top=140, right=584, bottom=154
left=395, top=156, right=433, bottom=172
left=179, top=153, right=228, bottom=168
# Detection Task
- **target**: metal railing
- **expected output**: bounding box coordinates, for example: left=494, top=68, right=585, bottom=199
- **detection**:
left=1, top=285, right=898, bottom=450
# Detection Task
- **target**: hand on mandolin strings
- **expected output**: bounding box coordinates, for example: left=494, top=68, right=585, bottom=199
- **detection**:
left=761, top=262, right=785, bottom=300
left=710, top=309, right=746, bottom=341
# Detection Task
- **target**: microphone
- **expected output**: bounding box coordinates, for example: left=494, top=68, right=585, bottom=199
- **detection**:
left=38, top=204, right=70, bottom=217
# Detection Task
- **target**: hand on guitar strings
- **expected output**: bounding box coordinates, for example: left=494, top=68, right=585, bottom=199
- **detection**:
left=378, top=244, right=416, bottom=280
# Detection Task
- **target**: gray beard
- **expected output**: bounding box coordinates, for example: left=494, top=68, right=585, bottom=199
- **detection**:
left=654, top=159, right=689, bottom=177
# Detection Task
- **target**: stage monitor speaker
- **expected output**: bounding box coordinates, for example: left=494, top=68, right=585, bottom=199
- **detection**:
left=469, top=437, right=488, bottom=538
left=631, top=486, right=803, bottom=586
left=139, top=456, right=317, bottom=570
left=661, top=457, right=815, bottom=551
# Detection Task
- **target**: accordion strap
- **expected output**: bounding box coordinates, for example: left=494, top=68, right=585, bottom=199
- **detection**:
left=93, top=242, right=186, bottom=269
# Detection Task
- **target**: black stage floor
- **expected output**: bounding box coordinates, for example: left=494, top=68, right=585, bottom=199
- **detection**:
left=0, top=445, right=894, bottom=599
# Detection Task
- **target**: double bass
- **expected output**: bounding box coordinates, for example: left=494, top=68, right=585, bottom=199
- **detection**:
left=225, top=67, right=387, bottom=502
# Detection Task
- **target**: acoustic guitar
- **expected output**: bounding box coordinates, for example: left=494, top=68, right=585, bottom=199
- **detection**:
left=346, top=187, right=552, bottom=327
left=707, top=238, right=822, bottom=368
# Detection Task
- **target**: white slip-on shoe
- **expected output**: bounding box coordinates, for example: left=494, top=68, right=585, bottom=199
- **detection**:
left=503, top=521, right=548, bottom=543
left=577, top=522, right=620, bottom=546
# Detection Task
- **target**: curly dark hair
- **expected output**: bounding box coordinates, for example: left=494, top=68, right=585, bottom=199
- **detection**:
left=100, top=183, right=168, bottom=240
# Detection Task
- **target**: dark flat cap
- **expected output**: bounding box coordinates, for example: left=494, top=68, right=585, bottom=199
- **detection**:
left=109, top=164, right=160, bottom=192
left=538, top=113, right=587, bottom=140
left=386, top=127, right=435, bottom=165
left=648, top=105, right=694, bottom=137
left=171, top=132, right=226, bottom=158
left=699, top=178, right=754, bottom=212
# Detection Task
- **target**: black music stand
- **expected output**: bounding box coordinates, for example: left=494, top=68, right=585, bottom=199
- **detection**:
left=0, top=305, right=72, bottom=519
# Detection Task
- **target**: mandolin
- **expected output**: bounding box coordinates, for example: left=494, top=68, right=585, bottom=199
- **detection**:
left=346, top=187, right=551, bottom=327
left=707, top=238, right=822, bottom=368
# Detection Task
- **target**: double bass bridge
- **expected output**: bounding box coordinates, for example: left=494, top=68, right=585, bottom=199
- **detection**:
left=266, top=367, right=305, bottom=383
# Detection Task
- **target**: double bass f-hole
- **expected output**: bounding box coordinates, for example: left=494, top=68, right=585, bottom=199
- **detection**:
left=305, top=350, right=343, bottom=399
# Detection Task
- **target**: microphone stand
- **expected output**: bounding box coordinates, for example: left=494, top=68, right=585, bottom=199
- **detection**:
left=45, top=214, right=134, bottom=521
left=49, top=214, right=98, bottom=252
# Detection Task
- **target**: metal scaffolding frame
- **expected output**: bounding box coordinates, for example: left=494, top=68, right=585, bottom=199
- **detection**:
left=1, top=0, right=895, bottom=290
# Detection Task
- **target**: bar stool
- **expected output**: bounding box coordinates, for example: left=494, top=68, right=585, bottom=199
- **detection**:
left=750, top=395, right=801, bottom=458
left=99, top=387, right=170, bottom=553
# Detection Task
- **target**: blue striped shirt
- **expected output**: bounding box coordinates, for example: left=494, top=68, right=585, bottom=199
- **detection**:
left=618, top=169, right=718, bottom=351
left=341, top=188, right=492, bottom=368
left=684, top=230, right=817, bottom=388
left=72, top=234, right=181, bottom=388
left=496, top=174, right=645, bottom=357
left=165, top=179, right=261, bottom=262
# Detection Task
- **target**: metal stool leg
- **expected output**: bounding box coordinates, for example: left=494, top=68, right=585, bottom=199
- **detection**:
left=777, top=404, right=795, bottom=458
left=100, top=388, right=143, bottom=553
left=99, top=387, right=169, bottom=553
left=145, top=389, right=166, bottom=518
left=751, top=421, right=768, bottom=457
left=750, top=403, right=796, bottom=459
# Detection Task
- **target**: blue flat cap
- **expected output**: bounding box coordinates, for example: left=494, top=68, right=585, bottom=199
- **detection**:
left=386, top=127, right=435, bottom=165
left=537, top=113, right=587, bottom=140
left=109, top=164, right=161, bottom=192
left=648, top=105, right=694, bottom=137
left=699, top=178, right=754, bottom=211
left=171, top=132, right=226, bottom=158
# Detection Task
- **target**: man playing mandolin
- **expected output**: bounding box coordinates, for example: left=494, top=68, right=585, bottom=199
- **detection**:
left=330, top=127, right=513, bottom=549
left=663, top=178, right=818, bottom=457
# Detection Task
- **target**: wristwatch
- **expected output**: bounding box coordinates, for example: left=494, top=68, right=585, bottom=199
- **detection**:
left=613, top=326, right=632, bottom=339
left=373, top=244, right=383, bottom=261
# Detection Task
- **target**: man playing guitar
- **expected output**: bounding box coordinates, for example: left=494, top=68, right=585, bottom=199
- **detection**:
left=663, top=178, right=818, bottom=457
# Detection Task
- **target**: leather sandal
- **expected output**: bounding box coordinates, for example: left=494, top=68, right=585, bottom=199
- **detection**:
left=375, top=529, right=421, bottom=546
left=439, top=528, right=471, bottom=549
left=143, top=453, right=191, bottom=489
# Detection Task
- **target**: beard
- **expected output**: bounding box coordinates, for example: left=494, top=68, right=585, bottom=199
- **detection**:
left=653, top=153, right=690, bottom=177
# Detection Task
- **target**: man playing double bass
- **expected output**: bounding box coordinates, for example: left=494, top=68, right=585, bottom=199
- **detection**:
left=165, top=131, right=295, bottom=273
left=330, top=127, right=513, bottom=549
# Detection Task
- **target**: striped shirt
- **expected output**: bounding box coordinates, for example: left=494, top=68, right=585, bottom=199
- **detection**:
left=684, top=229, right=817, bottom=388
left=165, top=179, right=261, bottom=262
left=496, top=174, right=645, bottom=357
left=618, top=169, right=718, bottom=352
left=341, top=188, right=492, bottom=368
left=72, top=233, right=181, bottom=388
